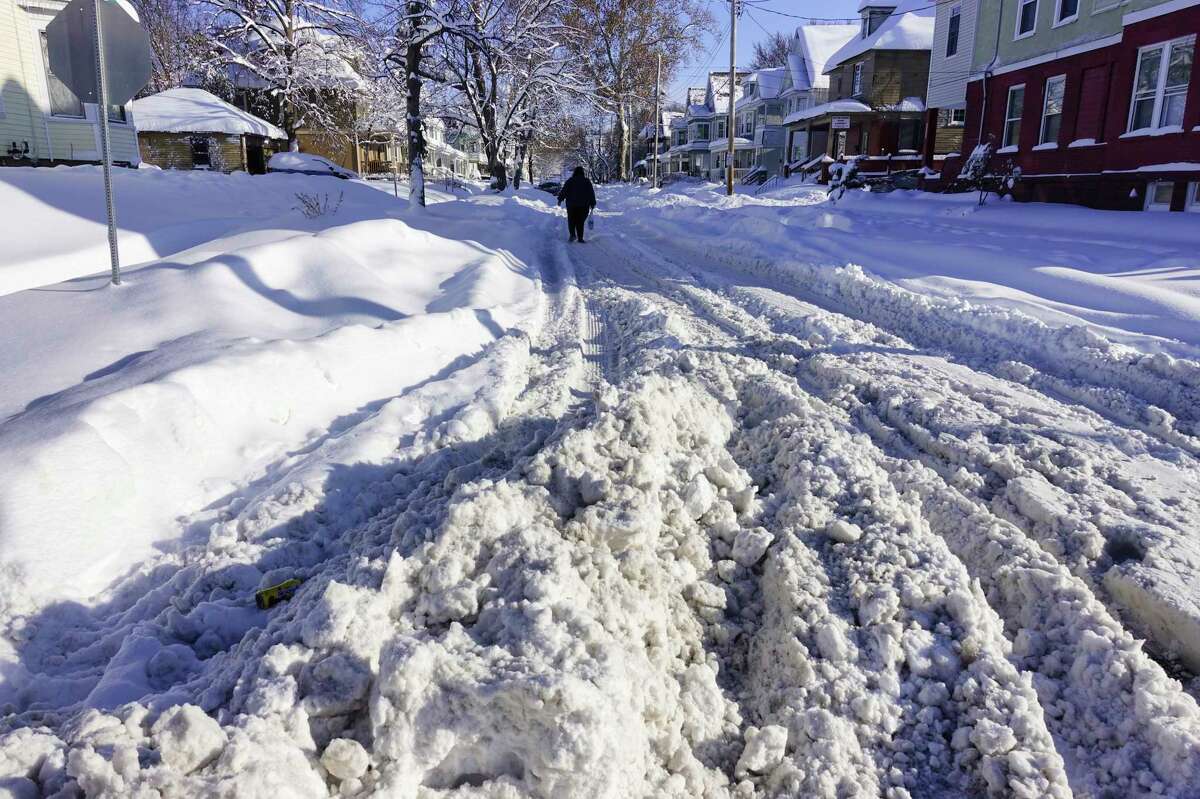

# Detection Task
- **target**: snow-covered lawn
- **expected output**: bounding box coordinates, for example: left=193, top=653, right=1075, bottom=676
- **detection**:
left=3, top=170, right=1200, bottom=798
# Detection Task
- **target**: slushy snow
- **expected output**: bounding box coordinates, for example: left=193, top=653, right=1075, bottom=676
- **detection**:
left=2, top=171, right=1200, bottom=798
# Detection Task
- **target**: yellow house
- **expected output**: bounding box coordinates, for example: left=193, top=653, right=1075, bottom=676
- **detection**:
left=0, top=0, right=139, bottom=166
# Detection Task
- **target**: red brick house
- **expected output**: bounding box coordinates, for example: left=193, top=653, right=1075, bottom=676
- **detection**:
left=952, top=1, right=1199, bottom=211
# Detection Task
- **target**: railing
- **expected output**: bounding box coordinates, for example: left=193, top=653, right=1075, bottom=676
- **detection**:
left=756, top=175, right=783, bottom=195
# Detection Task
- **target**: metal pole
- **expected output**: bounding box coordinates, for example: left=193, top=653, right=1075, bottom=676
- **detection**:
left=93, top=0, right=120, bottom=285
left=727, top=0, right=737, bottom=196
left=653, top=54, right=661, bottom=188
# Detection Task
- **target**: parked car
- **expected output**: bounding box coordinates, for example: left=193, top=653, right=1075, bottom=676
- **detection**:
left=537, top=180, right=561, bottom=196
left=267, top=152, right=358, bottom=180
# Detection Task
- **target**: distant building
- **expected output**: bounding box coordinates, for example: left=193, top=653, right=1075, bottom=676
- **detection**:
left=131, top=89, right=286, bottom=173
left=666, top=71, right=751, bottom=181
left=0, top=0, right=139, bottom=166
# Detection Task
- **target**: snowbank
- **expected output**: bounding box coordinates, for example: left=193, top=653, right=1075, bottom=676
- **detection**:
left=0, top=169, right=546, bottom=608
left=0, top=166, right=399, bottom=295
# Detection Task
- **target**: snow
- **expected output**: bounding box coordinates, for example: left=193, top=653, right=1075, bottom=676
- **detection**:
left=4, top=168, right=1200, bottom=798
left=789, top=25, right=860, bottom=92
left=825, top=0, right=936, bottom=71
left=130, top=89, right=286, bottom=139
left=0, top=167, right=541, bottom=607
left=783, top=98, right=872, bottom=126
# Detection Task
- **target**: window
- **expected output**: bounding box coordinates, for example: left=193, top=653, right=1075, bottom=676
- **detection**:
left=1189, top=182, right=1200, bottom=212
left=951, top=108, right=967, bottom=125
left=1055, top=0, right=1078, bottom=24
left=1039, top=75, right=1066, bottom=144
left=1015, top=0, right=1037, bottom=37
left=852, top=62, right=864, bottom=95
left=1128, top=36, right=1195, bottom=132
left=861, top=16, right=869, bottom=39
left=1145, top=181, right=1175, bottom=211
left=695, top=123, right=709, bottom=140
left=1003, top=85, right=1025, bottom=147
left=109, top=105, right=126, bottom=123
left=190, top=136, right=211, bottom=169
left=39, top=32, right=83, bottom=117
left=947, top=5, right=961, bottom=57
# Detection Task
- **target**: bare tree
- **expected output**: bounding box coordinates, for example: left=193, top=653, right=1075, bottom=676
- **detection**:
left=130, top=0, right=214, bottom=94
left=561, top=0, right=712, bottom=181
left=204, top=0, right=364, bottom=147
left=749, top=31, right=790, bottom=70
left=433, top=0, right=583, bottom=190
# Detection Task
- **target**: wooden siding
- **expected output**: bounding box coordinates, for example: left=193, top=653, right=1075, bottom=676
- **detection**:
left=829, top=51, right=933, bottom=107
left=138, top=132, right=248, bottom=172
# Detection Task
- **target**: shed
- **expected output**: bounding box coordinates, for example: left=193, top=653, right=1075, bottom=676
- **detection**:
left=130, top=88, right=287, bottom=174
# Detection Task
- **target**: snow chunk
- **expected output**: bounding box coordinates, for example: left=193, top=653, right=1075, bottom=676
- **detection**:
left=731, top=527, right=774, bottom=566
left=321, top=738, right=369, bottom=782
left=150, top=705, right=225, bottom=774
left=825, top=519, right=863, bottom=543
left=735, top=725, right=788, bottom=777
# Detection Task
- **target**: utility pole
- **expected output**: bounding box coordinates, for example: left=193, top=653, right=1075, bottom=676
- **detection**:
left=726, top=0, right=738, bottom=196
left=653, top=53, right=661, bottom=188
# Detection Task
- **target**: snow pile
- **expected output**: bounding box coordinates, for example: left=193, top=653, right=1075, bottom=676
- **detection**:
left=0, top=166, right=411, bottom=295
left=0, top=169, right=545, bottom=608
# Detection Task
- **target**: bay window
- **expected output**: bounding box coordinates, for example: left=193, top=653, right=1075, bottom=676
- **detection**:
left=1128, top=36, right=1194, bottom=132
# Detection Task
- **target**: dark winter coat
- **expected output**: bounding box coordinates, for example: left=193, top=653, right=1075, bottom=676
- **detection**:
left=557, top=172, right=596, bottom=209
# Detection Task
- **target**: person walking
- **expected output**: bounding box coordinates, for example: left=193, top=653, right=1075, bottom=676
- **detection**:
left=557, top=166, right=596, bottom=243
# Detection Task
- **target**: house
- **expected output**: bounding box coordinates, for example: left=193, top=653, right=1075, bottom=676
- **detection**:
left=0, top=0, right=139, bottom=166
left=785, top=0, right=959, bottom=177
left=921, top=0, right=978, bottom=168
left=131, top=89, right=286, bottom=173
left=781, top=23, right=860, bottom=172
left=665, top=73, right=751, bottom=181
left=705, top=70, right=752, bottom=182
left=950, top=0, right=1199, bottom=211
left=733, top=67, right=788, bottom=180
left=634, top=109, right=679, bottom=178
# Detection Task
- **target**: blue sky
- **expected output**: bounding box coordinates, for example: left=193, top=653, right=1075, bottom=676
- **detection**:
left=667, top=0, right=860, bottom=103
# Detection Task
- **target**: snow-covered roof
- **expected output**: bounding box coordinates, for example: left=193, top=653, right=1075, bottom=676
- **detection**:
left=736, top=68, right=788, bottom=110
left=824, top=0, right=934, bottom=72
left=857, top=0, right=897, bottom=10
left=686, top=88, right=706, bottom=106
left=708, top=71, right=750, bottom=114
left=783, top=98, right=872, bottom=126
left=130, top=89, right=286, bottom=139
left=787, top=24, right=859, bottom=92
left=708, top=137, right=754, bottom=150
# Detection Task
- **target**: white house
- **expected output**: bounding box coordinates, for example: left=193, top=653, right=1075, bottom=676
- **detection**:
left=705, top=71, right=752, bottom=182
left=733, top=67, right=789, bottom=181
left=0, top=0, right=139, bottom=166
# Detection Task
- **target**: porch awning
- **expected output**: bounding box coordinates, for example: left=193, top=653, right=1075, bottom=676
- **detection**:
left=783, top=99, right=871, bottom=126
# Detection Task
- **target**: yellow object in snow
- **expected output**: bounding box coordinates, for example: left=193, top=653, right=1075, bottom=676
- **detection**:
left=255, top=578, right=302, bottom=610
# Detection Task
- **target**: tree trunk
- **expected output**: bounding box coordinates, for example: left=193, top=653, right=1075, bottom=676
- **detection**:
left=405, top=1, right=426, bottom=207
left=615, top=102, right=629, bottom=182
